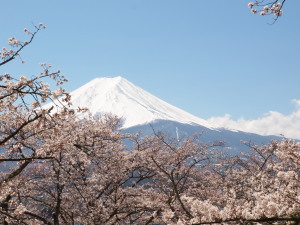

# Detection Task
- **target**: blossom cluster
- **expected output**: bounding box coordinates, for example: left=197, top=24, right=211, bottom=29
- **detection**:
left=248, top=1, right=283, bottom=17
left=0, top=23, right=46, bottom=64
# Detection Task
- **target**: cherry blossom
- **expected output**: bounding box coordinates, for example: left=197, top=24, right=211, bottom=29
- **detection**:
left=248, top=0, right=286, bottom=23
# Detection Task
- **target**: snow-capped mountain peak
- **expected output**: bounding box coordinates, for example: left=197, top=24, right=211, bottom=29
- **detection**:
left=67, top=76, right=213, bottom=129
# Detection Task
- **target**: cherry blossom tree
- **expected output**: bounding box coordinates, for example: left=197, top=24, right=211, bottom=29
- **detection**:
left=1, top=25, right=300, bottom=225
left=4, top=113, right=131, bottom=224
left=0, top=24, right=69, bottom=224
left=167, top=139, right=300, bottom=224
left=1, top=116, right=216, bottom=224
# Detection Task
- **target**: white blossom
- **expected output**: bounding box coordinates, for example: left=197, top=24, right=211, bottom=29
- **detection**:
left=248, top=2, right=254, bottom=8
left=14, top=204, right=27, bottom=215
left=51, top=88, right=64, bottom=98
left=252, top=9, right=258, bottom=14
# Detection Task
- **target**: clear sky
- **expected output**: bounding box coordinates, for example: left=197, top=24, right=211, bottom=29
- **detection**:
left=1, top=0, right=300, bottom=138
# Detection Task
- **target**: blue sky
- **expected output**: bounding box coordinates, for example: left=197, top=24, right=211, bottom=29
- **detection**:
left=1, top=0, right=300, bottom=138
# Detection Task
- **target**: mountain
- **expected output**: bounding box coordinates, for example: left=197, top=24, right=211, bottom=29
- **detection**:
left=66, top=76, right=212, bottom=129
left=125, top=120, right=279, bottom=153
left=49, top=76, right=281, bottom=153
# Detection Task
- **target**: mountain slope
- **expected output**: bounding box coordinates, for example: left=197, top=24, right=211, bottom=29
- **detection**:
left=67, top=76, right=213, bottom=129
left=124, top=119, right=279, bottom=153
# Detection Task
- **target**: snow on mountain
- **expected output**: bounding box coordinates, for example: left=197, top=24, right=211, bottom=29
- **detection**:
left=44, top=76, right=281, bottom=154
left=64, top=76, right=213, bottom=129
